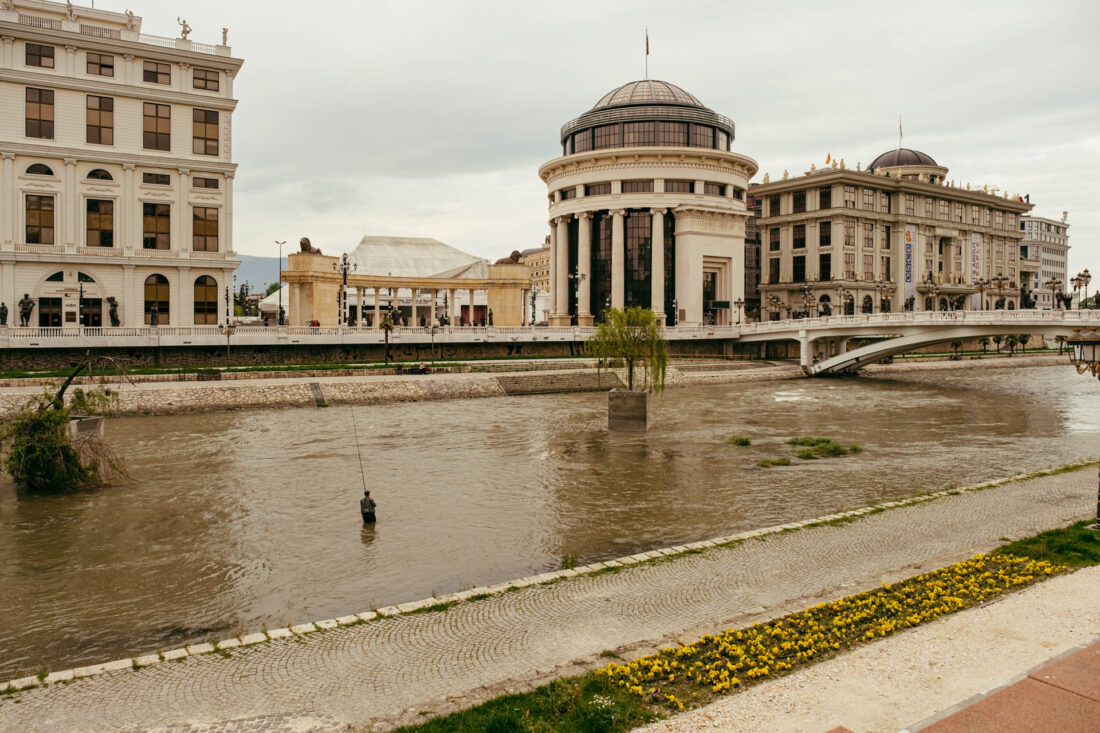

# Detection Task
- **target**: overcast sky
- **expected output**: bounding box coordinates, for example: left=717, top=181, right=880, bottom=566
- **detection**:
left=129, top=0, right=1099, bottom=275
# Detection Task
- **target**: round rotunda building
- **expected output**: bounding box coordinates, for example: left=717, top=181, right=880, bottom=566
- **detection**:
left=538, top=80, right=757, bottom=326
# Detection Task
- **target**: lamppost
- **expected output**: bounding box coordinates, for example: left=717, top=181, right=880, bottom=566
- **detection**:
left=1045, top=277, right=1063, bottom=310
left=798, top=277, right=817, bottom=318
left=275, top=240, right=285, bottom=325
left=734, top=297, right=744, bottom=324
left=671, top=297, right=679, bottom=327
left=835, top=286, right=852, bottom=316
left=1074, top=269, right=1091, bottom=309
left=332, top=252, right=357, bottom=326
left=225, top=273, right=235, bottom=326
left=874, top=280, right=896, bottom=312
left=239, top=280, right=251, bottom=318
left=1065, top=330, right=1100, bottom=529
left=921, top=275, right=940, bottom=311
left=568, top=266, right=585, bottom=326
left=77, top=281, right=84, bottom=328
left=975, top=277, right=990, bottom=311
left=767, top=294, right=784, bottom=320
left=990, top=274, right=1010, bottom=309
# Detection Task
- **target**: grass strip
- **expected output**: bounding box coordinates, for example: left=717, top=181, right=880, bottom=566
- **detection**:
left=396, top=521, right=1096, bottom=732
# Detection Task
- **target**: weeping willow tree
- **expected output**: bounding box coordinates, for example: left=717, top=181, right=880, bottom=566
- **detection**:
left=0, top=360, right=124, bottom=493
left=586, top=307, right=669, bottom=392
left=380, top=312, right=395, bottom=363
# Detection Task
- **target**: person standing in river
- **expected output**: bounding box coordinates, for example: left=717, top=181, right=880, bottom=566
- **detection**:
left=360, top=490, right=377, bottom=523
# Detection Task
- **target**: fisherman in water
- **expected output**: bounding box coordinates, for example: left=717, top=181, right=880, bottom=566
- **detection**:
left=360, top=490, right=377, bottom=523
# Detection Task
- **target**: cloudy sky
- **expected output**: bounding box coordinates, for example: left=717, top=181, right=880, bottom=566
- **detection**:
left=131, top=0, right=1099, bottom=273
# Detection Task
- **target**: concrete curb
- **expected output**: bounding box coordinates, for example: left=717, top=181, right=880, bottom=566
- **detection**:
left=2, top=460, right=1092, bottom=696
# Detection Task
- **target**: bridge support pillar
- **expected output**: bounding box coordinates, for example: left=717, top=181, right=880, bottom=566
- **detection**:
left=836, top=338, right=848, bottom=355
left=799, top=335, right=814, bottom=371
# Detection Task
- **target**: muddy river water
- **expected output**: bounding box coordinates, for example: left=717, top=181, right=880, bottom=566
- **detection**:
left=1, top=364, right=1097, bottom=677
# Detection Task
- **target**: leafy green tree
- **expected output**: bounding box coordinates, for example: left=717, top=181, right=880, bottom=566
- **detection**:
left=1005, top=334, right=1019, bottom=355
left=586, top=307, right=669, bottom=392
left=992, top=334, right=1003, bottom=353
left=1018, top=334, right=1031, bottom=352
left=264, top=282, right=281, bottom=297
left=950, top=340, right=963, bottom=359
left=978, top=336, right=989, bottom=353
left=380, top=312, right=395, bottom=364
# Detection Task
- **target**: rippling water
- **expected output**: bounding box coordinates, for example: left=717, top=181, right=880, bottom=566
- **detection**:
left=0, top=364, right=1097, bottom=677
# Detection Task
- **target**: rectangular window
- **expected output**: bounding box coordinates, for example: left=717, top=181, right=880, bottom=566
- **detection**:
left=86, top=199, right=113, bottom=247
left=994, top=210, right=1004, bottom=229
left=704, top=182, right=725, bottom=196
left=905, top=194, right=915, bottom=216
left=843, top=185, right=856, bottom=208
left=880, top=192, right=890, bottom=213
left=192, top=207, right=218, bottom=251
left=863, top=221, right=874, bottom=248
left=689, top=124, right=713, bottom=148
left=844, top=220, right=855, bottom=247
left=623, top=121, right=654, bottom=146
left=25, top=43, right=54, bottom=68
left=819, top=252, right=832, bottom=281
left=716, top=130, right=728, bottom=150
left=143, top=60, right=170, bottom=84
left=572, top=129, right=592, bottom=153
left=593, top=123, right=620, bottom=150
left=559, top=188, right=576, bottom=200
left=192, top=176, right=220, bottom=189
left=193, top=68, right=220, bottom=91
left=769, top=194, right=781, bottom=216
left=844, top=252, right=855, bottom=279
left=792, top=255, right=806, bottom=283
left=665, top=180, right=693, bottom=193
left=881, top=255, right=891, bottom=280
left=953, top=202, right=963, bottom=222
left=863, top=253, right=874, bottom=278
left=793, top=224, right=806, bottom=249
left=793, top=190, right=806, bottom=213
left=769, top=257, right=780, bottom=282
left=655, top=122, right=687, bottom=146
left=769, top=227, right=780, bottom=251
left=883, top=225, right=891, bottom=250
left=25, top=194, right=55, bottom=244
left=584, top=182, right=610, bottom=196
left=143, top=172, right=171, bottom=185
left=143, top=102, right=171, bottom=151
left=937, top=200, right=949, bottom=220
left=924, top=198, right=934, bottom=218
left=86, top=95, right=114, bottom=145
left=621, top=180, right=654, bottom=193
left=192, top=108, right=219, bottom=156
left=819, top=221, right=831, bottom=247
left=25, top=87, right=54, bottom=139
left=862, top=189, right=875, bottom=211
left=85, top=52, right=115, bottom=77
left=819, top=186, right=832, bottom=209
left=142, top=202, right=170, bottom=249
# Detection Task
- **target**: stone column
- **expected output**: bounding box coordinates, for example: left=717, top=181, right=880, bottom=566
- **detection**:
left=179, top=266, right=192, bottom=324
left=178, top=62, right=190, bottom=93
left=374, top=287, right=380, bottom=327
left=469, top=288, right=476, bottom=325
left=611, top=209, right=626, bottom=310
left=448, top=288, right=456, bottom=323
left=224, top=172, right=234, bottom=253
left=122, top=163, right=135, bottom=250
left=548, top=221, right=557, bottom=316
left=123, top=265, right=134, bottom=326
left=123, top=54, right=135, bottom=85
left=1, top=36, right=14, bottom=69
left=177, top=169, right=190, bottom=252
left=576, top=211, right=592, bottom=325
left=1, top=261, right=13, bottom=326
left=64, top=158, right=76, bottom=248
left=552, top=216, right=571, bottom=325
left=64, top=45, right=76, bottom=76
left=430, top=288, right=437, bottom=324
left=1, top=152, right=13, bottom=247
left=651, top=207, right=666, bottom=322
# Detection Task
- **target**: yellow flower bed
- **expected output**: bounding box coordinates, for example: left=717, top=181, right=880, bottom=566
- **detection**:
left=599, top=553, right=1063, bottom=710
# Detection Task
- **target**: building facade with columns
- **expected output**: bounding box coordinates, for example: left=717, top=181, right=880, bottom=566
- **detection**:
left=1019, top=214, right=1070, bottom=309
left=538, top=80, right=758, bottom=327
left=0, top=1, right=241, bottom=328
left=749, top=148, right=1033, bottom=318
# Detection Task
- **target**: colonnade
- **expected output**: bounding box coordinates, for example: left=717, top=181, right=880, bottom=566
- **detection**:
left=548, top=207, right=669, bottom=325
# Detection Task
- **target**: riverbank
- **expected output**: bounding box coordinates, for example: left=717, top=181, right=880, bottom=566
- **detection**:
left=1, top=463, right=1093, bottom=732
left=0, top=352, right=1069, bottom=419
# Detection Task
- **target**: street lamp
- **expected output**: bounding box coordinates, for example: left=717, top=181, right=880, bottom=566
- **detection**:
left=1045, top=277, right=1063, bottom=310
left=835, top=286, right=852, bottom=315
left=332, top=252, right=357, bottom=326
left=225, top=273, right=235, bottom=326
left=975, top=277, right=990, bottom=311
left=1074, top=269, right=1092, bottom=309
left=672, top=297, right=679, bottom=327
left=78, top=281, right=84, bottom=328
left=921, top=274, right=940, bottom=310
left=1065, top=329, right=1100, bottom=529
left=275, top=240, right=286, bottom=325
left=734, top=297, right=744, bottom=324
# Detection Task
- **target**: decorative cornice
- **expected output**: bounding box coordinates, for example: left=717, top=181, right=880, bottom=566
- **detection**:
left=0, top=68, right=240, bottom=111
left=575, top=211, right=591, bottom=220
left=610, top=209, right=627, bottom=217
left=650, top=207, right=668, bottom=216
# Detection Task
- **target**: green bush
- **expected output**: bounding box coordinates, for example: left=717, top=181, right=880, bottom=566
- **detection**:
left=1, top=405, right=99, bottom=493
left=758, top=457, right=791, bottom=467
left=788, top=436, right=855, bottom=459
left=725, top=435, right=751, bottom=446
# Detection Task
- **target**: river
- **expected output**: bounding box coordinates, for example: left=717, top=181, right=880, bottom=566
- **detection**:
left=0, top=364, right=1097, bottom=678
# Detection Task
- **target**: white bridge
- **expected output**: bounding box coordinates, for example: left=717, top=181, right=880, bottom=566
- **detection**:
left=0, top=310, right=1093, bottom=376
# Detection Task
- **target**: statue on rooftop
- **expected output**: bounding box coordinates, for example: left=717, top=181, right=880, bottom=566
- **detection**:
left=177, top=17, right=191, bottom=39
left=0, top=302, right=7, bottom=326
left=65, top=1, right=76, bottom=21
left=494, top=250, right=522, bottom=265
left=106, top=296, right=120, bottom=327
left=1, top=1, right=14, bottom=12
left=124, top=10, right=135, bottom=30
left=18, top=294, right=35, bottom=327
left=222, top=27, right=228, bottom=45
left=299, top=237, right=323, bottom=255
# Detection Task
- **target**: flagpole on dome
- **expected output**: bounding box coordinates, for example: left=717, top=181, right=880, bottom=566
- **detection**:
left=897, top=115, right=903, bottom=156
left=645, top=28, right=649, bottom=80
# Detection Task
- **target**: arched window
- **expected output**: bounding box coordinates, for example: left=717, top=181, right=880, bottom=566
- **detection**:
left=938, top=297, right=949, bottom=311
left=87, top=168, right=113, bottom=181
left=144, top=274, right=169, bottom=325
left=27, top=163, right=54, bottom=176
left=193, top=275, right=218, bottom=325
left=818, top=294, right=832, bottom=316
left=45, top=271, right=64, bottom=282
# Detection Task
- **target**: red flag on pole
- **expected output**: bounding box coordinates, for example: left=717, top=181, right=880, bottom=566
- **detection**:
left=646, top=29, right=649, bottom=55
left=826, top=153, right=831, bottom=164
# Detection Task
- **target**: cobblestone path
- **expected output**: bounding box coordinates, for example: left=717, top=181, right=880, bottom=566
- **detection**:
left=0, top=470, right=1092, bottom=732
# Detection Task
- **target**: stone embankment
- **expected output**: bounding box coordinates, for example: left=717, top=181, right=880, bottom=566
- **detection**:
left=0, top=353, right=1069, bottom=419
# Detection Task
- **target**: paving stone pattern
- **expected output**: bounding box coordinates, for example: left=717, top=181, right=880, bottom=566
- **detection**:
left=0, top=471, right=1091, bottom=732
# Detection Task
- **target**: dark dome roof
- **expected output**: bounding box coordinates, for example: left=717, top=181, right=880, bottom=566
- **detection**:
left=867, top=148, right=938, bottom=169
left=590, top=80, right=705, bottom=111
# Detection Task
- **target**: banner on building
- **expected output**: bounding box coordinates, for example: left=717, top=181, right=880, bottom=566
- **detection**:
left=970, top=233, right=982, bottom=309
left=904, top=225, right=916, bottom=306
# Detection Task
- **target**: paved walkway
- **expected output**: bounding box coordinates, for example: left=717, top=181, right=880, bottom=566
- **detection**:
left=0, top=470, right=1093, bottom=732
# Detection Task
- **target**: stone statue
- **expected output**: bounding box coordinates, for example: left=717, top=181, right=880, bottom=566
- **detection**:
left=0, top=302, right=7, bottom=326
left=299, top=237, right=323, bottom=255
left=488, top=309, right=493, bottom=326
left=222, top=27, right=228, bottom=45
left=494, top=250, right=522, bottom=265
left=106, top=296, right=120, bottom=327
left=279, top=306, right=286, bottom=325
left=148, top=303, right=158, bottom=326
left=65, top=1, right=76, bottom=21
left=177, top=17, right=191, bottom=39
left=124, top=10, right=135, bottom=30
left=18, top=294, right=35, bottom=327
left=360, top=490, right=377, bottom=523
left=1, top=1, right=14, bottom=12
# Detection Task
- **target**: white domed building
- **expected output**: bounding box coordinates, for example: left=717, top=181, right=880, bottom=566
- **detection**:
left=538, top=80, right=758, bottom=327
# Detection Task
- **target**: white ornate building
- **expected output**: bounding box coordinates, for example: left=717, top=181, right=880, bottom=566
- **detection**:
left=0, top=0, right=242, bottom=328
left=538, top=80, right=758, bottom=327
left=1019, top=214, right=1070, bottom=309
